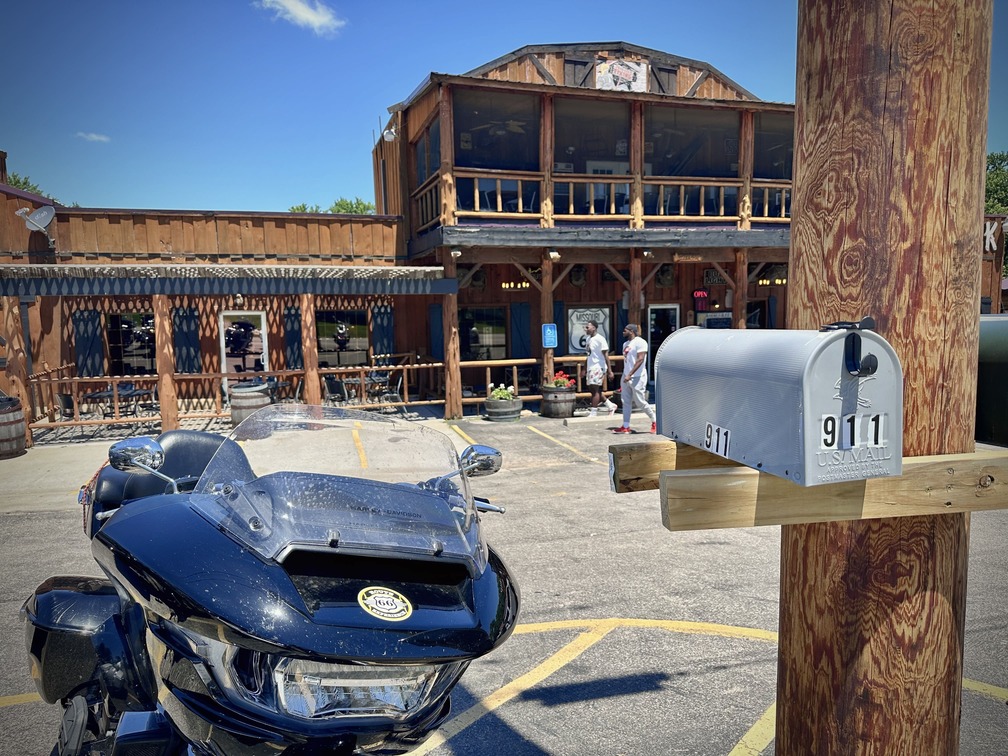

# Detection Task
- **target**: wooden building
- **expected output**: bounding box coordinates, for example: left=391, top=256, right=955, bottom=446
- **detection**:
left=2, top=43, right=1002, bottom=431
left=373, top=43, right=796, bottom=414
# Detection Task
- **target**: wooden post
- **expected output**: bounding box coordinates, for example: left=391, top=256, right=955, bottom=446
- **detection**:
left=439, top=87, right=456, bottom=227
left=733, top=249, right=747, bottom=329
left=541, top=95, right=554, bottom=229
left=2, top=296, right=32, bottom=446
left=540, top=252, right=555, bottom=380
left=300, top=293, right=321, bottom=405
left=739, top=111, right=754, bottom=230
left=778, top=2, right=992, bottom=752
left=151, top=295, right=179, bottom=431
left=629, top=252, right=642, bottom=326
left=441, top=248, right=462, bottom=419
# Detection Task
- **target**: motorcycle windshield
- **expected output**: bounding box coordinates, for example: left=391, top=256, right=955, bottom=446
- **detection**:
left=191, top=405, right=486, bottom=574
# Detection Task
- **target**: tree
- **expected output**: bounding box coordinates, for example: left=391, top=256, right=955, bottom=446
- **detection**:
left=986, top=151, right=1008, bottom=215
left=289, top=197, right=375, bottom=215
left=7, top=172, right=61, bottom=204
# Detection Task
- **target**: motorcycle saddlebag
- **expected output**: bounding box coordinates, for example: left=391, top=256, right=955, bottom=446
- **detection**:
left=22, top=575, right=124, bottom=704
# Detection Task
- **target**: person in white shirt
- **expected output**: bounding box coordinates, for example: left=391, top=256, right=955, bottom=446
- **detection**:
left=614, top=323, right=656, bottom=434
left=583, top=320, right=616, bottom=417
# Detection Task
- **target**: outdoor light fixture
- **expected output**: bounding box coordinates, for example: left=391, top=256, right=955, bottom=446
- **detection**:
left=382, top=126, right=398, bottom=142
left=450, top=248, right=462, bottom=259
left=547, top=249, right=560, bottom=262
left=234, top=293, right=245, bottom=308
left=642, top=248, right=653, bottom=258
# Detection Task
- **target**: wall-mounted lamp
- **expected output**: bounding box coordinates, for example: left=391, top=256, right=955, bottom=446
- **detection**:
left=234, top=293, right=245, bottom=308
left=547, top=248, right=561, bottom=262
left=642, top=248, right=653, bottom=258
left=450, top=248, right=462, bottom=259
left=382, top=126, right=398, bottom=142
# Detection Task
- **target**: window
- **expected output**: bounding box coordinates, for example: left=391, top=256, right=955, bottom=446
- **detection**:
left=753, top=113, right=794, bottom=180
left=453, top=89, right=540, bottom=172
left=316, top=310, right=368, bottom=368
left=645, top=105, right=740, bottom=178
left=459, top=307, right=506, bottom=361
left=107, top=313, right=155, bottom=376
left=414, top=119, right=440, bottom=186
left=554, top=97, right=630, bottom=175
left=220, top=312, right=268, bottom=382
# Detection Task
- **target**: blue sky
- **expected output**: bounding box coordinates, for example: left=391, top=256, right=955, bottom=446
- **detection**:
left=2, top=1, right=1005, bottom=212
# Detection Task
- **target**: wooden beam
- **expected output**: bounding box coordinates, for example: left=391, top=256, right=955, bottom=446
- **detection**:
left=300, top=293, right=321, bottom=405
left=778, top=2, right=993, bottom=752
left=151, top=295, right=179, bottom=431
left=541, top=253, right=554, bottom=380
left=660, top=449, right=1008, bottom=530
left=442, top=248, right=462, bottom=418
left=733, top=249, right=748, bottom=329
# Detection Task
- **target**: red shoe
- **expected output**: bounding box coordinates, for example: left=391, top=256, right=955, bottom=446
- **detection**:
left=650, top=422, right=657, bottom=434
left=612, top=426, right=632, bottom=434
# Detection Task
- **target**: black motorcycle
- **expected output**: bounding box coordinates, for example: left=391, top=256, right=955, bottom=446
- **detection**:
left=23, top=404, right=519, bottom=754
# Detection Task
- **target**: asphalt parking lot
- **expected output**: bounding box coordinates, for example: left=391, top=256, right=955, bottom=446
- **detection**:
left=0, top=410, right=1005, bottom=755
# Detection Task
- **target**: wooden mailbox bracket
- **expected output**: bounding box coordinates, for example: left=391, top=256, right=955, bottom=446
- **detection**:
left=609, top=441, right=1008, bottom=531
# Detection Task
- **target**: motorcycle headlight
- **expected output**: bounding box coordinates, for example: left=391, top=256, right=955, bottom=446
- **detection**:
left=274, top=658, right=465, bottom=720
left=161, top=621, right=466, bottom=722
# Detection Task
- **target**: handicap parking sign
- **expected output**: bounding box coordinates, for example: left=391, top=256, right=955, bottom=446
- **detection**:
left=542, top=323, right=558, bottom=349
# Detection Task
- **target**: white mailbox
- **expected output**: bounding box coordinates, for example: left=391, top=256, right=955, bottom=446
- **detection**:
left=654, top=320, right=903, bottom=486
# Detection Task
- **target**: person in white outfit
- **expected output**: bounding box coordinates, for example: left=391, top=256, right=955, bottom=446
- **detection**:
left=584, top=320, right=617, bottom=417
left=614, top=323, right=656, bottom=434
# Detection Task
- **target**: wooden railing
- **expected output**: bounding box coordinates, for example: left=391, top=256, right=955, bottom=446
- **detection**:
left=751, top=180, right=792, bottom=221
left=24, top=354, right=635, bottom=431
left=453, top=169, right=543, bottom=218
left=413, top=175, right=441, bottom=232
left=642, top=177, right=745, bottom=219
left=552, top=175, right=633, bottom=217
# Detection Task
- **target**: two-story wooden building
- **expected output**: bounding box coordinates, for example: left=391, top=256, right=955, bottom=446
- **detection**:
left=372, top=43, right=796, bottom=409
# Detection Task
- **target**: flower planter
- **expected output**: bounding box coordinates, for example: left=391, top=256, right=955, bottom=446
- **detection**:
left=540, top=386, right=576, bottom=418
left=485, top=397, right=523, bottom=422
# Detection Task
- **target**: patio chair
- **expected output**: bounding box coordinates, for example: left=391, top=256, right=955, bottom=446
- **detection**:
left=323, top=377, right=350, bottom=407
left=378, top=375, right=406, bottom=415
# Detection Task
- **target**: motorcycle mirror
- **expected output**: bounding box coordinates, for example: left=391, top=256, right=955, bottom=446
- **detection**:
left=460, top=445, right=502, bottom=477
left=109, top=437, right=179, bottom=494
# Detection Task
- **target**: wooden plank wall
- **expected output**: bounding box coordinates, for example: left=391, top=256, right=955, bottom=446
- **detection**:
left=677, top=64, right=753, bottom=100
left=0, top=202, right=402, bottom=266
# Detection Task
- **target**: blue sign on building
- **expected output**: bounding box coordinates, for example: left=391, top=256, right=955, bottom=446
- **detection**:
left=542, top=323, right=558, bottom=349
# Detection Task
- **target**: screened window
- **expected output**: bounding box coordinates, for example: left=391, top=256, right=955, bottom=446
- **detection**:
left=414, top=119, right=440, bottom=186
left=453, top=89, right=540, bottom=171
left=753, top=113, right=794, bottom=180
left=554, top=97, right=630, bottom=175
left=644, top=105, right=740, bottom=178
left=316, top=310, right=368, bottom=368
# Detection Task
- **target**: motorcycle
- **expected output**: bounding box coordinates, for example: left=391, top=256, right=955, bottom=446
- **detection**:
left=23, top=404, right=519, bottom=755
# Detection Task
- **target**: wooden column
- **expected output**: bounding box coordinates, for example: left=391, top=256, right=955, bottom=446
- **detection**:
left=439, top=86, right=456, bottom=227
left=629, top=252, right=642, bottom=326
left=630, top=102, right=644, bottom=230
left=733, top=249, right=747, bottom=329
left=739, top=111, right=754, bottom=230
left=441, top=249, right=462, bottom=419
left=778, top=2, right=992, bottom=753
left=2, top=296, right=32, bottom=446
left=540, top=253, right=554, bottom=380
left=151, top=295, right=179, bottom=431
left=541, top=95, right=554, bottom=229
left=300, top=293, right=321, bottom=405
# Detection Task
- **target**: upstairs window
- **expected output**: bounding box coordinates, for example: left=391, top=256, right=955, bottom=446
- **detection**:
left=645, top=105, right=740, bottom=178
left=414, top=119, right=440, bottom=186
left=453, top=89, right=540, bottom=172
left=554, top=97, right=630, bottom=174
left=753, top=113, right=794, bottom=180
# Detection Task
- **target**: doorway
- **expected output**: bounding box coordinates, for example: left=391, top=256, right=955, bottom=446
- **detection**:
left=647, top=304, right=679, bottom=380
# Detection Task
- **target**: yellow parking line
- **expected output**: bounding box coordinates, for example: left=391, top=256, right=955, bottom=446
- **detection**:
left=963, top=677, right=1008, bottom=702
left=728, top=702, right=776, bottom=756
left=0, top=692, right=41, bottom=707
left=527, top=426, right=607, bottom=466
left=449, top=424, right=478, bottom=446
left=351, top=421, right=367, bottom=468
left=411, top=624, right=615, bottom=755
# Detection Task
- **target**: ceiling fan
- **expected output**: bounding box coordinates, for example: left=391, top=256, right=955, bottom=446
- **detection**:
left=471, top=119, right=527, bottom=135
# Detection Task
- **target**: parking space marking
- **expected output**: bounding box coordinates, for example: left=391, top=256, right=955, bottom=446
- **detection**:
left=0, top=692, right=40, bottom=707
left=527, top=426, right=607, bottom=466
left=352, top=421, right=368, bottom=468
left=728, top=702, right=776, bottom=756
left=449, top=424, right=478, bottom=446
left=411, top=623, right=616, bottom=755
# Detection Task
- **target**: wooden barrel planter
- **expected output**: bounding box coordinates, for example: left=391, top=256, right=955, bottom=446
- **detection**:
left=0, top=397, right=27, bottom=459
left=485, top=398, right=523, bottom=422
left=540, top=386, right=576, bottom=418
left=230, top=386, right=271, bottom=427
